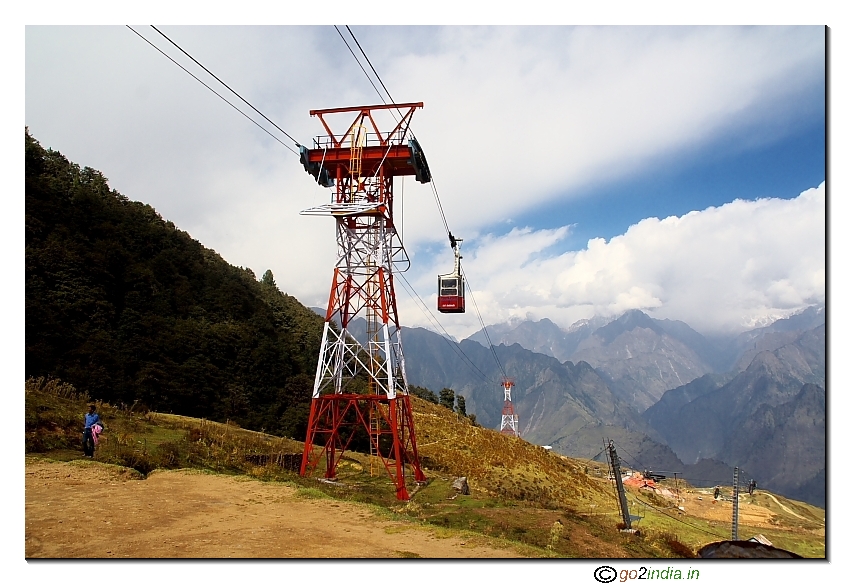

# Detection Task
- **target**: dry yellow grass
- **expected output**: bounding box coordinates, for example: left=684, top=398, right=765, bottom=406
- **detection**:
left=411, top=396, right=611, bottom=510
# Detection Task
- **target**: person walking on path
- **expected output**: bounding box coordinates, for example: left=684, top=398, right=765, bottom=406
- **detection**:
left=82, top=404, right=101, bottom=458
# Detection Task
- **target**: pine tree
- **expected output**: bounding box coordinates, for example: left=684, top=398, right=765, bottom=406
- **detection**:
left=456, top=395, right=467, bottom=416
left=261, top=269, right=278, bottom=290
left=439, top=388, right=455, bottom=411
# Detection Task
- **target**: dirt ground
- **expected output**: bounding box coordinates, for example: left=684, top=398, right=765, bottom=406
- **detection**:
left=25, top=459, right=527, bottom=559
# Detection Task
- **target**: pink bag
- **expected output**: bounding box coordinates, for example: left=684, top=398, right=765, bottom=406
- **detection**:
left=91, top=423, right=103, bottom=445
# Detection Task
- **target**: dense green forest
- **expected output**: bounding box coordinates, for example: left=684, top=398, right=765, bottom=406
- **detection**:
left=25, top=129, right=324, bottom=437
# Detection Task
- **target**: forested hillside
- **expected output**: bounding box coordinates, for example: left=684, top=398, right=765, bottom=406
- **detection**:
left=25, top=130, right=323, bottom=436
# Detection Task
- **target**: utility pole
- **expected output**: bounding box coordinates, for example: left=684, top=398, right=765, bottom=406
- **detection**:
left=673, top=472, right=680, bottom=506
left=607, top=440, right=632, bottom=531
left=732, top=467, right=740, bottom=540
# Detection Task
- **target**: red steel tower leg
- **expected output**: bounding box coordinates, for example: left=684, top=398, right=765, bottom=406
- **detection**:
left=299, top=104, right=429, bottom=500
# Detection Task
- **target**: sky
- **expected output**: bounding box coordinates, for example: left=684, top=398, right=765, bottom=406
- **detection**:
left=23, top=25, right=827, bottom=341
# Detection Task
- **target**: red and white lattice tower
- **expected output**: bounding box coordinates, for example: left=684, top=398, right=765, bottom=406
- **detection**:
left=499, top=377, right=520, bottom=437
left=298, top=103, right=429, bottom=500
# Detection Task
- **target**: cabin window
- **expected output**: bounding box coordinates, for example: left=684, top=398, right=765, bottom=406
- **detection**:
left=440, top=278, right=459, bottom=296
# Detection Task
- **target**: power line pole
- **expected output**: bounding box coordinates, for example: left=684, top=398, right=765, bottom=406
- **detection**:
left=673, top=471, right=680, bottom=506
left=607, top=440, right=632, bottom=531
left=732, top=466, right=740, bottom=541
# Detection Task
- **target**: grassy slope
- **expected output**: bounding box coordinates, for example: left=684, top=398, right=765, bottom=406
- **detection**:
left=25, top=380, right=824, bottom=558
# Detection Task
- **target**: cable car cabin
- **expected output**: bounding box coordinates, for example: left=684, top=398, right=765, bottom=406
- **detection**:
left=437, top=235, right=465, bottom=313
left=438, top=274, right=465, bottom=313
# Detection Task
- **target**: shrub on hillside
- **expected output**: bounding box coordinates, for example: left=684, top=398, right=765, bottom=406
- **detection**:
left=25, top=376, right=89, bottom=452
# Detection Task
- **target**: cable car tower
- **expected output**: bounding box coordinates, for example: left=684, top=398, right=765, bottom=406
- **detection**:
left=298, top=103, right=430, bottom=500
left=499, top=377, right=520, bottom=437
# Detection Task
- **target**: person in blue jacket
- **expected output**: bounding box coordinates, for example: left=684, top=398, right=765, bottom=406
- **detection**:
left=82, top=404, right=101, bottom=458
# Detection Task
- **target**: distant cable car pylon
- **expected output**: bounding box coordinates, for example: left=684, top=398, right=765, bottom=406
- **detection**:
left=437, top=233, right=465, bottom=313
left=499, top=377, right=520, bottom=437
left=298, top=102, right=430, bottom=500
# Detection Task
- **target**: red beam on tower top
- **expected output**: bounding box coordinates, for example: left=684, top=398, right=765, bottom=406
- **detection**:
left=299, top=102, right=431, bottom=207
left=309, top=102, right=424, bottom=115
left=309, top=102, right=423, bottom=149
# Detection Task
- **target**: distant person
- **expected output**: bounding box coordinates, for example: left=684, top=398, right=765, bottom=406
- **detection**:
left=714, top=486, right=721, bottom=500
left=82, top=404, right=101, bottom=458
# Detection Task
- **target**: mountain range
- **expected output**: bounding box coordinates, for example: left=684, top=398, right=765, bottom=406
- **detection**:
left=412, top=306, right=825, bottom=506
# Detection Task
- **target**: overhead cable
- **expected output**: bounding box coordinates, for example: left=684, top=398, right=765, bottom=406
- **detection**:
left=628, top=493, right=729, bottom=539
left=336, top=25, right=506, bottom=382
left=150, top=25, right=302, bottom=148
left=333, top=26, right=387, bottom=105
left=461, top=266, right=507, bottom=379
left=126, top=26, right=298, bottom=155
left=339, top=26, right=453, bottom=240
left=345, top=25, right=396, bottom=105
left=396, top=272, right=494, bottom=384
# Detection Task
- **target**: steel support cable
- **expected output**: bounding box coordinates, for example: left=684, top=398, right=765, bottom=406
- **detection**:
left=461, top=266, right=507, bottom=379
left=613, top=444, right=642, bottom=470
left=330, top=26, right=416, bottom=236
left=149, top=25, right=302, bottom=149
left=628, top=493, right=729, bottom=539
left=601, top=484, right=727, bottom=540
left=396, top=272, right=493, bottom=384
left=588, top=445, right=609, bottom=462
left=127, top=26, right=298, bottom=155
left=337, top=24, right=504, bottom=381
left=738, top=469, right=758, bottom=486
left=346, top=25, right=395, bottom=106
left=686, top=478, right=734, bottom=487
left=334, top=25, right=386, bottom=106
left=428, top=177, right=453, bottom=240
left=614, top=444, right=741, bottom=490
left=338, top=25, right=453, bottom=241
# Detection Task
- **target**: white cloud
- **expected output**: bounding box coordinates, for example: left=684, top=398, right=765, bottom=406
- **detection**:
left=25, top=26, right=824, bottom=320
left=387, top=26, right=823, bottom=240
left=403, top=183, right=825, bottom=339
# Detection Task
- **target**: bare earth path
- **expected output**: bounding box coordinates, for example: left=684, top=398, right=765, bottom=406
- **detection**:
left=760, top=492, right=816, bottom=523
left=25, top=459, right=526, bottom=559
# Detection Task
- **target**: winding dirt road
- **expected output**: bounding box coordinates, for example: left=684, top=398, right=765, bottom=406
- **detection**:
left=760, top=492, right=818, bottom=524
left=25, top=459, right=527, bottom=559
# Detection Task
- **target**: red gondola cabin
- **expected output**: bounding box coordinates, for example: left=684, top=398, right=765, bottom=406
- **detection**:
left=437, top=236, right=465, bottom=313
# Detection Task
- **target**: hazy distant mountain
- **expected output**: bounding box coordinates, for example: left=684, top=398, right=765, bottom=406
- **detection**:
left=404, top=326, right=737, bottom=482
left=467, top=315, right=613, bottom=362
left=643, top=324, right=825, bottom=506
left=472, top=309, right=728, bottom=412
left=642, top=372, right=736, bottom=432
left=730, top=305, right=826, bottom=371
left=725, top=382, right=825, bottom=508
left=645, top=324, right=824, bottom=463
left=467, top=306, right=824, bottom=413
left=568, top=310, right=723, bottom=412
left=401, top=326, right=690, bottom=472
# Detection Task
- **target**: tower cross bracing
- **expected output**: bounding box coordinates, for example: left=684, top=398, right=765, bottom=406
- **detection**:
left=298, top=103, right=429, bottom=500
